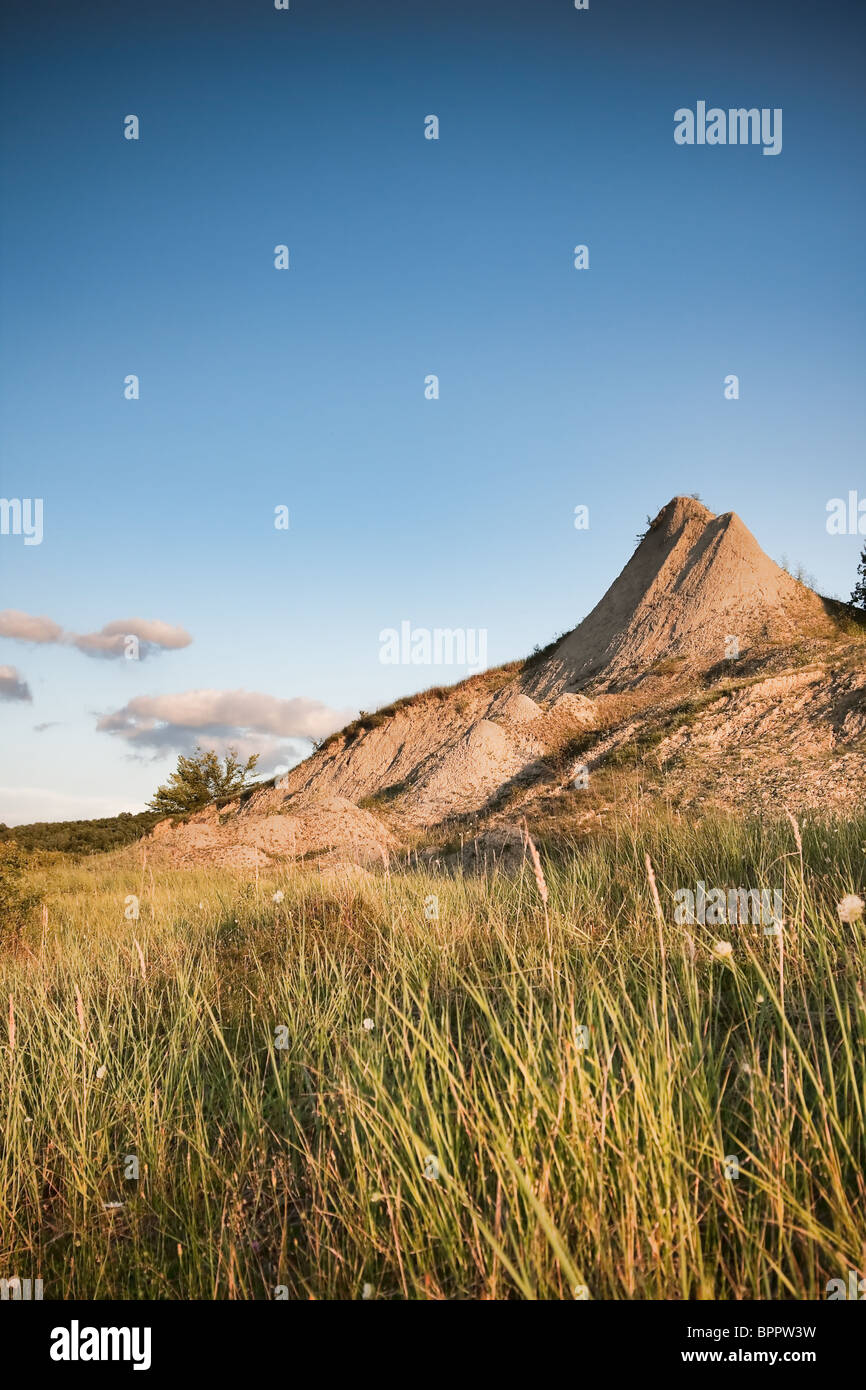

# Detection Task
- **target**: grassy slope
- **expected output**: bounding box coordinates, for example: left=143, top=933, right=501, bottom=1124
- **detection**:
left=1, top=808, right=864, bottom=1299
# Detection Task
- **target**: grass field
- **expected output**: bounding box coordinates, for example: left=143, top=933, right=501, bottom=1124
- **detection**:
left=1, top=810, right=864, bottom=1300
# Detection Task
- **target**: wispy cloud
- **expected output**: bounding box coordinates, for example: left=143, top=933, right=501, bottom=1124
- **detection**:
left=0, top=612, right=63, bottom=644
left=0, top=665, right=32, bottom=702
left=0, top=609, right=192, bottom=659
left=95, top=688, right=354, bottom=773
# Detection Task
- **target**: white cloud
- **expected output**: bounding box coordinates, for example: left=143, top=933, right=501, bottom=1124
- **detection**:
left=0, top=609, right=192, bottom=659
left=95, top=688, right=354, bottom=766
left=72, top=618, right=192, bottom=658
left=0, top=611, right=63, bottom=643
left=0, top=665, right=32, bottom=702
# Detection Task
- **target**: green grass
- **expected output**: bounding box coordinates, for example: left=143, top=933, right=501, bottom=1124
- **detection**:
left=0, top=810, right=864, bottom=1300
left=358, top=782, right=409, bottom=812
left=603, top=693, right=727, bottom=768
left=543, top=691, right=725, bottom=776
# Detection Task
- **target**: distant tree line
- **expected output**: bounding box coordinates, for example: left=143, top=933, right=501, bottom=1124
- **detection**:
left=0, top=750, right=264, bottom=858
left=0, top=810, right=162, bottom=856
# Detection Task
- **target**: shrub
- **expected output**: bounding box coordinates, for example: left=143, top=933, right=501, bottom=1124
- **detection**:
left=148, top=747, right=260, bottom=816
left=0, top=842, right=39, bottom=946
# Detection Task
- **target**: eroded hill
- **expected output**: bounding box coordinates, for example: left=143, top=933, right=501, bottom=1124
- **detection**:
left=144, top=497, right=866, bottom=871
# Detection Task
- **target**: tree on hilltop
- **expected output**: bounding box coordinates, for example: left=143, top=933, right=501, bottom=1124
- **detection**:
left=148, top=747, right=260, bottom=816
left=852, top=542, right=866, bottom=609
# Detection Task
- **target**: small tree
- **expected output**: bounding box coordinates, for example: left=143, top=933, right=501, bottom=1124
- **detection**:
left=852, top=542, right=866, bottom=609
left=148, top=747, right=260, bottom=816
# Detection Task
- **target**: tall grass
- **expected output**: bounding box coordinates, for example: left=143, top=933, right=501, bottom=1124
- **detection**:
left=1, top=810, right=864, bottom=1299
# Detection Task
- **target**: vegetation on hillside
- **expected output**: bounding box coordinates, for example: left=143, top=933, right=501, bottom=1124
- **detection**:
left=148, top=747, right=260, bottom=816
left=852, top=541, right=866, bottom=609
left=0, top=842, right=40, bottom=945
left=0, top=811, right=163, bottom=857
left=0, top=749, right=274, bottom=858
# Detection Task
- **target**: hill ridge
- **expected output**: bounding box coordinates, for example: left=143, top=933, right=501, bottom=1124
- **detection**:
left=525, top=496, right=833, bottom=696
left=140, top=496, right=865, bottom=867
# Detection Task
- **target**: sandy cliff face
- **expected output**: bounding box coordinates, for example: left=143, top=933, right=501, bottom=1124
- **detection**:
left=525, top=497, right=835, bottom=696
left=270, top=681, right=597, bottom=827
left=143, top=793, right=399, bottom=870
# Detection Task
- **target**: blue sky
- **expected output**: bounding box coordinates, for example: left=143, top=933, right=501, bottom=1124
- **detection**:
left=1, top=0, right=864, bottom=824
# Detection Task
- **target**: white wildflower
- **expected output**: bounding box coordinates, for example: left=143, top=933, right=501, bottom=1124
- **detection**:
left=837, top=894, right=864, bottom=924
